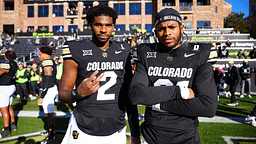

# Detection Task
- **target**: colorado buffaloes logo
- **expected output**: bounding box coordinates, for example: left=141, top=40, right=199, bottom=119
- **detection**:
left=72, top=130, right=79, bottom=139
left=147, top=52, right=157, bottom=58
left=82, top=50, right=93, bottom=56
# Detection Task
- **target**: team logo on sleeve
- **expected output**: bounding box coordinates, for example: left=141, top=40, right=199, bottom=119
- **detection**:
left=82, top=50, right=93, bottom=56
left=42, top=60, right=53, bottom=67
left=0, top=63, right=10, bottom=69
left=147, top=52, right=157, bottom=58
left=72, top=130, right=79, bottom=139
left=62, top=48, right=70, bottom=55
left=209, top=51, right=218, bottom=59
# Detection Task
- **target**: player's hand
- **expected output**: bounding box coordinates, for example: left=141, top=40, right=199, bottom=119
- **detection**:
left=16, top=75, right=19, bottom=78
left=77, top=70, right=104, bottom=97
left=37, top=98, right=44, bottom=106
left=188, top=88, right=195, bottom=99
left=129, top=136, right=141, bottom=144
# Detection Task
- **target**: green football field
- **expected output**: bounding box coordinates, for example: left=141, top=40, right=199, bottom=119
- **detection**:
left=0, top=95, right=256, bottom=144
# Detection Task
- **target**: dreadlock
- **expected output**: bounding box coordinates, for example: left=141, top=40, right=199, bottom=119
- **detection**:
left=5, top=50, right=18, bottom=71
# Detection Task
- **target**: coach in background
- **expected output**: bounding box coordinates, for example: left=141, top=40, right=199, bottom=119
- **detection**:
left=129, top=8, right=217, bottom=144
left=239, top=60, right=253, bottom=98
left=226, top=61, right=240, bottom=106
left=0, top=50, right=17, bottom=138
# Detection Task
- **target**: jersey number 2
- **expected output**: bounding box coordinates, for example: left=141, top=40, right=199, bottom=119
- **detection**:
left=97, top=71, right=117, bottom=100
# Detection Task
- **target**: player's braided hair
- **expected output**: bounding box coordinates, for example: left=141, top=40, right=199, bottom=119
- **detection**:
left=5, top=50, right=18, bottom=71
left=86, top=4, right=118, bottom=24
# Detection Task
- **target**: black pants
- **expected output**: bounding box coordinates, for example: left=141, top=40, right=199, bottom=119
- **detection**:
left=230, top=83, right=237, bottom=103
left=16, top=83, right=28, bottom=100
left=30, top=81, right=38, bottom=96
left=250, top=105, right=256, bottom=116
left=56, top=80, right=61, bottom=91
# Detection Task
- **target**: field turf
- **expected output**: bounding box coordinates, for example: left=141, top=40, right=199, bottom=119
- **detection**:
left=0, top=95, right=256, bottom=144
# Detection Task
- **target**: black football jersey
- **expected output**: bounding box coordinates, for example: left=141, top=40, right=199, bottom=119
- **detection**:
left=62, top=39, right=132, bottom=136
left=0, top=61, right=16, bottom=85
left=129, top=43, right=217, bottom=143
left=41, top=59, right=57, bottom=88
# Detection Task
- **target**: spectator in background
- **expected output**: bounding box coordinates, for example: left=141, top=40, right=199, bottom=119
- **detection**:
left=33, top=47, right=40, bottom=58
left=26, top=65, right=35, bottom=100
left=249, top=46, right=256, bottom=59
left=239, top=60, right=253, bottom=98
left=41, top=36, right=47, bottom=46
left=122, top=33, right=127, bottom=41
left=29, top=62, right=39, bottom=99
left=33, top=36, right=40, bottom=45
left=226, top=61, right=240, bottom=106
left=27, top=39, right=32, bottom=44
left=226, top=39, right=232, bottom=47
left=237, top=49, right=247, bottom=59
left=143, top=32, right=150, bottom=43
left=16, top=27, right=21, bottom=34
left=16, top=62, right=30, bottom=102
left=196, top=28, right=200, bottom=34
left=59, top=26, right=63, bottom=32
left=216, top=41, right=221, bottom=57
left=213, top=66, right=224, bottom=101
left=220, top=46, right=229, bottom=59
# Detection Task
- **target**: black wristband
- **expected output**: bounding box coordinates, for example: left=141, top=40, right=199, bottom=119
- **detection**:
left=71, top=89, right=84, bottom=100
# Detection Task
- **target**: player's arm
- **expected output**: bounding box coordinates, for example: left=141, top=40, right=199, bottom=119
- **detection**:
left=58, top=59, right=103, bottom=103
left=160, top=62, right=217, bottom=117
left=123, top=54, right=140, bottom=144
left=0, top=68, right=8, bottom=76
left=129, top=50, right=193, bottom=106
left=0, top=63, right=10, bottom=76
left=37, top=66, right=53, bottom=105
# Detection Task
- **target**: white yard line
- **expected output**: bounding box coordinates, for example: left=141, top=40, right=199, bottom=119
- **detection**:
left=0, top=111, right=245, bottom=123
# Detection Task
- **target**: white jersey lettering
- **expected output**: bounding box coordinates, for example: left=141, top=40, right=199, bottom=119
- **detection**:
left=148, top=66, right=193, bottom=78
left=86, top=62, right=124, bottom=71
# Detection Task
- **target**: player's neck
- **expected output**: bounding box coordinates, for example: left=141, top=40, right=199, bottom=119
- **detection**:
left=92, top=39, right=110, bottom=50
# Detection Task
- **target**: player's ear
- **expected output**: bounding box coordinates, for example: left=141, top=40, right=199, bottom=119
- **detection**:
left=180, top=24, right=185, bottom=34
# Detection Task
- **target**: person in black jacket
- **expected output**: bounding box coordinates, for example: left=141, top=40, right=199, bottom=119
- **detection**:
left=219, top=45, right=229, bottom=59
left=226, top=61, right=240, bottom=106
left=41, top=36, right=48, bottom=46
left=129, top=8, right=217, bottom=144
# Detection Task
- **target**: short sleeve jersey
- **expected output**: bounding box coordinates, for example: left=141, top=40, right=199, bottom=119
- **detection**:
left=41, top=59, right=57, bottom=88
left=62, top=39, right=132, bottom=136
left=0, top=61, right=16, bottom=85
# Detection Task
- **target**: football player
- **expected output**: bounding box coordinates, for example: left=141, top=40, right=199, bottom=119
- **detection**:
left=0, top=50, right=17, bottom=138
left=37, top=46, right=58, bottom=143
left=129, top=8, right=218, bottom=144
left=59, top=4, right=140, bottom=144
